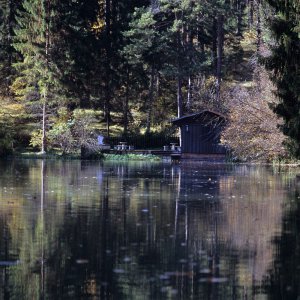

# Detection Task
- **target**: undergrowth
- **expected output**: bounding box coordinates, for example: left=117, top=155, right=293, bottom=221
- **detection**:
left=103, top=153, right=161, bottom=161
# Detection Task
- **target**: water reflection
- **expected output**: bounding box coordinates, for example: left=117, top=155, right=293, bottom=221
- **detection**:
left=0, top=160, right=297, bottom=299
left=263, top=179, right=300, bottom=299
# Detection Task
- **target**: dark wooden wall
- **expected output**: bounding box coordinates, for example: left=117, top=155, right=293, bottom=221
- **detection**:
left=181, top=124, right=226, bottom=154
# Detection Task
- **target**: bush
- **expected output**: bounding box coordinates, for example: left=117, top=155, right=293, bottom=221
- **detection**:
left=0, top=123, right=15, bottom=156
left=35, top=108, right=102, bottom=155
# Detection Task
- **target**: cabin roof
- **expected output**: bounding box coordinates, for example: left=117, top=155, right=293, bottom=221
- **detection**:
left=171, top=110, right=226, bottom=125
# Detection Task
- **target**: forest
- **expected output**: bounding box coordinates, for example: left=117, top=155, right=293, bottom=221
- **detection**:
left=0, top=0, right=299, bottom=161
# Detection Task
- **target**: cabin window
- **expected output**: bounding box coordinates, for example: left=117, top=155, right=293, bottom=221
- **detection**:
left=185, top=125, right=189, bottom=132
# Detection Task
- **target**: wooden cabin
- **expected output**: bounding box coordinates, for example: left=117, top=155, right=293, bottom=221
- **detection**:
left=172, top=110, right=227, bottom=159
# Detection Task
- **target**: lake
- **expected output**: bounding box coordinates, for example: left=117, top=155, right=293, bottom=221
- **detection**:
left=0, top=159, right=299, bottom=299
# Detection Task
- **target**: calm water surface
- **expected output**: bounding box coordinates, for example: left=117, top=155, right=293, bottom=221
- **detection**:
left=0, top=159, right=299, bottom=299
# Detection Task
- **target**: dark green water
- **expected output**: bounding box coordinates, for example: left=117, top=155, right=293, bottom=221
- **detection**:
left=0, top=159, right=299, bottom=299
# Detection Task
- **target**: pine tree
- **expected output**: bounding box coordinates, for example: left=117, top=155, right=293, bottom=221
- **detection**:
left=122, top=7, right=162, bottom=132
left=52, top=0, right=99, bottom=106
left=12, top=0, right=56, bottom=153
left=0, top=0, right=20, bottom=99
left=89, top=0, right=150, bottom=137
left=122, top=1, right=206, bottom=124
left=12, top=0, right=99, bottom=152
left=264, top=0, right=300, bottom=157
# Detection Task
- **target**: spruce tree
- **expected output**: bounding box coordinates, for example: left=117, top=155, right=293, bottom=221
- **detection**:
left=90, top=0, right=150, bottom=136
left=122, top=1, right=205, bottom=123
left=12, top=0, right=55, bottom=153
left=264, top=0, right=300, bottom=157
left=52, top=0, right=99, bottom=106
left=122, top=7, right=163, bottom=132
left=0, top=0, right=19, bottom=99
left=12, top=0, right=99, bottom=152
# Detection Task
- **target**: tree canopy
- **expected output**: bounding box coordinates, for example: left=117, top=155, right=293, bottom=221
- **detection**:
left=0, top=0, right=299, bottom=160
left=263, top=0, right=300, bottom=157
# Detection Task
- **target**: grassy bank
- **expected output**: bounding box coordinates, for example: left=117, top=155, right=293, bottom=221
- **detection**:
left=11, top=151, right=161, bottom=162
left=103, top=153, right=161, bottom=161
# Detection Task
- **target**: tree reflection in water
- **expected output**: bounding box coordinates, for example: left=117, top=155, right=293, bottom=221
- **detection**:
left=0, top=160, right=297, bottom=299
left=263, top=186, right=300, bottom=299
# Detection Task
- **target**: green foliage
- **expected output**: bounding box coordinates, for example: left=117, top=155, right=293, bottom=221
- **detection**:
left=28, top=108, right=100, bottom=154
left=13, top=0, right=49, bottom=99
left=0, top=100, right=24, bottom=154
left=264, top=0, right=300, bottom=157
left=72, top=109, right=98, bottom=147
left=121, top=0, right=249, bottom=124
left=103, top=153, right=161, bottom=161
left=0, top=121, right=14, bottom=155
left=10, top=0, right=101, bottom=152
left=48, top=123, right=74, bottom=154
left=122, top=8, right=158, bottom=65
left=48, top=108, right=99, bottom=154
left=0, top=0, right=292, bottom=161
left=29, top=130, right=43, bottom=149
left=0, top=0, right=20, bottom=99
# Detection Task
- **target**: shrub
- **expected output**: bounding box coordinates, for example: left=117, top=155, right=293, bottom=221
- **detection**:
left=221, top=66, right=286, bottom=161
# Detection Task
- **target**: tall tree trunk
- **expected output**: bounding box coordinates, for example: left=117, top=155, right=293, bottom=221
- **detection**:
left=177, top=75, right=183, bottom=118
left=197, top=15, right=205, bottom=53
left=111, top=0, right=116, bottom=26
left=216, top=14, right=224, bottom=102
left=248, top=0, right=254, bottom=28
left=237, top=0, right=243, bottom=37
left=123, top=68, right=129, bottom=136
left=256, top=0, right=261, bottom=53
left=105, top=0, right=111, bottom=138
left=156, top=72, right=160, bottom=96
left=177, top=31, right=183, bottom=118
left=146, top=64, right=155, bottom=134
left=7, top=0, right=13, bottom=69
left=186, top=23, right=193, bottom=113
left=212, top=17, right=218, bottom=76
left=104, top=81, right=111, bottom=139
left=41, top=99, right=47, bottom=154
left=3, top=0, right=15, bottom=98
left=186, top=76, right=192, bottom=113
left=41, top=0, right=50, bottom=154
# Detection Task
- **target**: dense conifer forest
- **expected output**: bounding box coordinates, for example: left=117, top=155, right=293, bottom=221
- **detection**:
left=0, top=0, right=299, bottom=160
